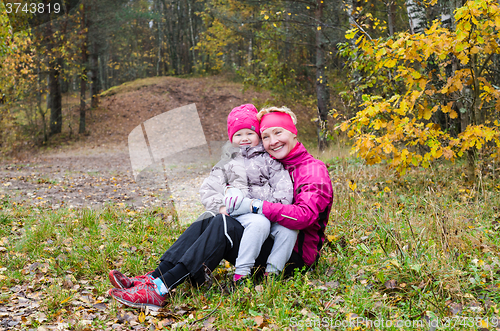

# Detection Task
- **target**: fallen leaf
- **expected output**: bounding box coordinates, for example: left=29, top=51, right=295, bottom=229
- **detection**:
left=60, top=296, right=72, bottom=305
left=384, top=279, right=398, bottom=289
left=92, top=303, right=107, bottom=310
left=346, top=312, right=359, bottom=321
left=62, top=279, right=74, bottom=289
left=325, top=280, right=340, bottom=289
left=202, top=316, right=215, bottom=329
left=325, top=267, right=336, bottom=277
left=138, top=311, right=145, bottom=323
left=448, top=302, right=462, bottom=316
left=158, top=318, right=175, bottom=328
left=254, top=316, right=265, bottom=328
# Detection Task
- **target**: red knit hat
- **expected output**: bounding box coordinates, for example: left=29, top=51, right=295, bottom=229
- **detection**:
left=227, top=104, right=260, bottom=142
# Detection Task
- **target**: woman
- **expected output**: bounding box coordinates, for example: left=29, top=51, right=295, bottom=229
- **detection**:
left=108, top=106, right=333, bottom=309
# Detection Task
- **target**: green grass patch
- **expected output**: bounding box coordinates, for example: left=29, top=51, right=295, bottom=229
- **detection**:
left=99, top=77, right=171, bottom=98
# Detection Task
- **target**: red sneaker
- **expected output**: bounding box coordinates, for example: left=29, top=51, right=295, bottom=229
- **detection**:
left=108, top=279, right=166, bottom=309
left=108, top=270, right=153, bottom=289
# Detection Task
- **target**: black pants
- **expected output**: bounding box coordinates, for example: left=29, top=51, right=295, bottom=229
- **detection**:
left=155, top=213, right=306, bottom=286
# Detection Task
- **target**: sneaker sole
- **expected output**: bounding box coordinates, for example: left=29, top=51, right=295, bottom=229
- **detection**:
left=109, top=291, right=163, bottom=311
left=108, top=270, right=126, bottom=289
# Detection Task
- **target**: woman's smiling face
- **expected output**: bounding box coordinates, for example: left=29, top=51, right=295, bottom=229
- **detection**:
left=261, top=127, right=298, bottom=159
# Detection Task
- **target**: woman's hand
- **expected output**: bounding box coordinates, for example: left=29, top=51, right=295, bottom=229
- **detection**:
left=219, top=206, right=229, bottom=216
left=224, top=186, right=244, bottom=214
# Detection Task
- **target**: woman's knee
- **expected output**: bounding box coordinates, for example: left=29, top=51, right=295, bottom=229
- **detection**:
left=246, top=215, right=270, bottom=229
left=271, top=225, right=298, bottom=239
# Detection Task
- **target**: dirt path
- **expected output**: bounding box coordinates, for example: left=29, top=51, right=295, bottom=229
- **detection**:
left=0, top=143, right=223, bottom=220
left=1, top=76, right=305, bottom=222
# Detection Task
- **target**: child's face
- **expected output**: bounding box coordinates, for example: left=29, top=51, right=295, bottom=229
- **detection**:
left=232, top=128, right=260, bottom=147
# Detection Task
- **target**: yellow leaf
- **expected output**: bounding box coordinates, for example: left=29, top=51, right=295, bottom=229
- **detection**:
left=317, top=26, right=321, bottom=30
left=478, top=319, right=488, bottom=328
left=327, top=235, right=338, bottom=242
left=138, top=312, right=145, bottom=323
left=423, top=108, right=432, bottom=120
left=348, top=179, right=357, bottom=191
left=60, top=296, right=72, bottom=305
left=383, top=143, right=392, bottom=154
left=463, top=20, right=471, bottom=31
left=411, top=71, right=421, bottom=79
left=385, top=58, right=396, bottom=68
left=449, top=110, right=458, bottom=119
left=345, top=29, right=358, bottom=39
left=346, top=312, right=359, bottom=321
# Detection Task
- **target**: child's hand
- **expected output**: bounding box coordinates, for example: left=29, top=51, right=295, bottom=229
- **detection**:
left=219, top=206, right=229, bottom=215
left=229, top=198, right=252, bottom=216
left=224, top=186, right=244, bottom=214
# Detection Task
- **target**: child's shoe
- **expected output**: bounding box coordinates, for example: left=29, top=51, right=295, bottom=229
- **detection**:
left=108, top=279, right=166, bottom=309
left=108, top=269, right=153, bottom=289
left=225, top=274, right=247, bottom=294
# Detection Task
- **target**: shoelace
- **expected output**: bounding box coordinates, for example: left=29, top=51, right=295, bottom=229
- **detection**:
left=142, top=278, right=155, bottom=288
left=131, top=272, right=152, bottom=285
left=125, top=278, right=156, bottom=305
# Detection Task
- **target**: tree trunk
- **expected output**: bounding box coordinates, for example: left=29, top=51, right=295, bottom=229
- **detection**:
left=90, top=43, right=99, bottom=108
left=405, top=0, right=427, bottom=34
left=98, top=55, right=105, bottom=91
left=467, top=148, right=477, bottom=182
left=188, top=0, right=196, bottom=70
left=315, top=0, right=329, bottom=150
left=162, top=0, right=177, bottom=75
left=88, top=0, right=99, bottom=109
left=175, top=0, right=181, bottom=74
left=45, top=18, right=63, bottom=136
left=37, top=64, right=48, bottom=143
left=387, top=0, right=395, bottom=36
left=79, top=1, right=88, bottom=134
left=48, top=63, right=62, bottom=135
left=156, top=0, right=162, bottom=76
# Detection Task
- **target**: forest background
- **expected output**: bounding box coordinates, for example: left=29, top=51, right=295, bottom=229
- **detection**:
left=1, top=0, right=500, bottom=330
left=1, top=0, right=500, bottom=178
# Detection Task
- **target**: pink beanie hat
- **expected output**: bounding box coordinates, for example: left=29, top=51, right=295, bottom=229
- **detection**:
left=227, top=104, right=260, bottom=142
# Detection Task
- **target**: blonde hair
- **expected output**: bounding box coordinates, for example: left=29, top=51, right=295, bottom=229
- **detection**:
left=257, top=106, right=297, bottom=125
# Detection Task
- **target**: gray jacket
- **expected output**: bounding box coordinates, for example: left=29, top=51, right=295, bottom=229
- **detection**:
left=199, top=142, right=293, bottom=214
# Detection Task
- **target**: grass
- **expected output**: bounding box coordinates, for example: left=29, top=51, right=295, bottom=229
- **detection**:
left=0, top=152, right=499, bottom=330
left=99, top=77, right=170, bottom=98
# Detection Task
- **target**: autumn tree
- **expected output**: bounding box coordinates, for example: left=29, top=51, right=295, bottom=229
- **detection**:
left=337, top=0, right=500, bottom=180
left=0, top=8, right=41, bottom=152
left=196, top=0, right=352, bottom=149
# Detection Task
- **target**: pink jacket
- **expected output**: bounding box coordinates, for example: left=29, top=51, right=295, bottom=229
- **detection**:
left=262, top=142, right=333, bottom=266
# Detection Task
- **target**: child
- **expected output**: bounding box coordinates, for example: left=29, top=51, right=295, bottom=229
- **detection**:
left=199, top=104, right=298, bottom=280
